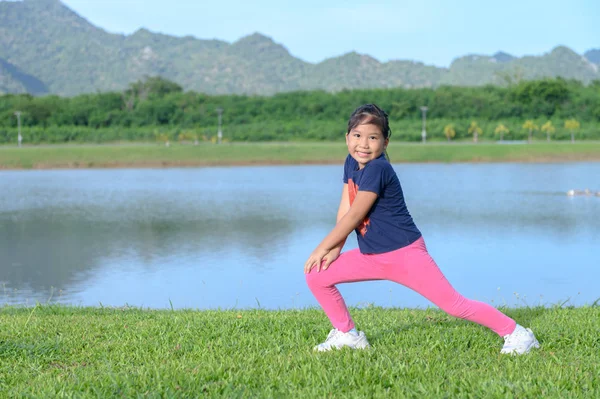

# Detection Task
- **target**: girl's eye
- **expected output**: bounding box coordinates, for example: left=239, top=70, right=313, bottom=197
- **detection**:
left=353, top=134, right=360, bottom=138
left=369, top=136, right=378, bottom=140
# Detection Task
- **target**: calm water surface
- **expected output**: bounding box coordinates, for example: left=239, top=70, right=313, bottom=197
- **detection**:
left=1, top=163, right=598, bottom=309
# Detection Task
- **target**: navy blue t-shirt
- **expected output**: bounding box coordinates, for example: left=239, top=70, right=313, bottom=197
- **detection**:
left=343, top=153, right=421, bottom=254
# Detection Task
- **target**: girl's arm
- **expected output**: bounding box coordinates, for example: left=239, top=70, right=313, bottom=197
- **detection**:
left=306, top=184, right=351, bottom=273
left=332, top=184, right=351, bottom=251
left=304, top=188, right=378, bottom=273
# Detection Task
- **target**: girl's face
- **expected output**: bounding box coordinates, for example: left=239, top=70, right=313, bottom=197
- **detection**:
left=346, top=123, right=388, bottom=169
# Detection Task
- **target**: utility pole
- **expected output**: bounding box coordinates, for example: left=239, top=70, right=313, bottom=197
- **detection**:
left=14, top=111, right=22, bottom=147
left=420, top=106, right=428, bottom=144
left=216, top=107, right=223, bottom=144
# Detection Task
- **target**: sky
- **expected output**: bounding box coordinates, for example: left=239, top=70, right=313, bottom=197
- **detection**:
left=60, top=0, right=598, bottom=67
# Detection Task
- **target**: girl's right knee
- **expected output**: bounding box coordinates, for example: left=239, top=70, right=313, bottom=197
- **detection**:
left=305, top=270, right=324, bottom=289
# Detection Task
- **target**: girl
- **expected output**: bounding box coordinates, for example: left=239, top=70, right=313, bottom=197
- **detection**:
left=304, top=104, right=540, bottom=355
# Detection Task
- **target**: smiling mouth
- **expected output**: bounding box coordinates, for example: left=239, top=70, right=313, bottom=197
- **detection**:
left=356, top=151, right=370, bottom=157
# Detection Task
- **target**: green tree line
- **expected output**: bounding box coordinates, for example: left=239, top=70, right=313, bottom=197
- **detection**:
left=1, top=77, right=599, bottom=143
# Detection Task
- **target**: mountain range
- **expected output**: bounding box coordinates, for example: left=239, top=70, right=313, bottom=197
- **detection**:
left=0, top=0, right=598, bottom=96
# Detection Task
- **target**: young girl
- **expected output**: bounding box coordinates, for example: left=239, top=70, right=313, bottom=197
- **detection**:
left=304, top=104, right=540, bottom=355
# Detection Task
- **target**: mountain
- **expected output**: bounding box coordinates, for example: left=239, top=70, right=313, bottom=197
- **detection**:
left=0, top=0, right=598, bottom=96
left=0, top=57, right=48, bottom=94
left=443, top=46, right=599, bottom=86
left=491, top=52, right=515, bottom=63
left=303, top=52, right=445, bottom=91
left=585, top=49, right=600, bottom=64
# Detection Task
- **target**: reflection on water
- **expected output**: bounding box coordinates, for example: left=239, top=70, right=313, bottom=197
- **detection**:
left=0, top=163, right=598, bottom=309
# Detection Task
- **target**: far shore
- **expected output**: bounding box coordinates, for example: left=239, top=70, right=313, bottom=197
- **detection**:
left=1, top=141, right=600, bottom=170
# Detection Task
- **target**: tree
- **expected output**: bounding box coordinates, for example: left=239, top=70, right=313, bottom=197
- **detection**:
left=564, top=119, right=581, bottom=143
left=467, top=121, right=482, bottom=143
left=512, top=79, right=570, bottom=117
left=540, top=121, right=555, bottom=142
left=443, top=124, right=456, bottom=142
left=522, top=120, right=538, bottom=143
left=494, top=123, right=509, bottom=141
left=123, top=76, right=183, bottom=110
left=178, top=130, right=199, bottom=145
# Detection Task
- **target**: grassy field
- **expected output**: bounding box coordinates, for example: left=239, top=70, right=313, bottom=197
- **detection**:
left=1, top=141, right=600, bottom=169
left=0, top=305, right=598, bottom=397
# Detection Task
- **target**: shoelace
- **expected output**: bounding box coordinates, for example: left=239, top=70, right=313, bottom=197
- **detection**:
left=324, top=329, right=342, bottom=343
left=504, top=328, right=528, bottom=345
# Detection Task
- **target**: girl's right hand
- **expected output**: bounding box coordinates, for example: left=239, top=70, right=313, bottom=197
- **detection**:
left=320, top=247, right=342, bottom=272
left=304, top=246, right=343, bottom=274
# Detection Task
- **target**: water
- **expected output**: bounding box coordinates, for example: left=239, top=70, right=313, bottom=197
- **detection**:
left=0, top=163, right=598, bottom=310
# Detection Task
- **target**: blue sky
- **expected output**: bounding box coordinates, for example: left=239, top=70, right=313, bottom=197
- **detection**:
left=61, top=0, right=598, bottom=67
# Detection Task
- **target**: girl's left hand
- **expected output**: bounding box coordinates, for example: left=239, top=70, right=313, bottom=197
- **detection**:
left=304, top=247, right=329, bottom=274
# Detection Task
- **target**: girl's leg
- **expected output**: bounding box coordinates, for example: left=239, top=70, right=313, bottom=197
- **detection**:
left=379, top=237, right=516, bottom=337
left=305, top=248, right=384, bottom=332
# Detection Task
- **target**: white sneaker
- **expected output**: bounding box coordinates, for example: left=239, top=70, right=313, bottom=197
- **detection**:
left=501, top=324, right=540, bottom=355
left=313, top=328, right=370, bottom=352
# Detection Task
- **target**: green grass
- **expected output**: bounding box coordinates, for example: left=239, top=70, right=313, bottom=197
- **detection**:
left=1, top=141, right=600, bottom=169
left=1, top=305, right=598, bottom=397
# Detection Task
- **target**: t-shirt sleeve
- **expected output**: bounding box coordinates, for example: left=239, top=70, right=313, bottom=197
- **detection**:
left=357, top=161, right=392, bottom=196
left=343, top=154, right=352, bottom=183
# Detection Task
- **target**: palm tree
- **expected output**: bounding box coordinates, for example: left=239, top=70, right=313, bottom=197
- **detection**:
left=494, top=123, right=509, bottom=141
left=443, top=124, right=456, bottom=142
left=522, top=120, right=538, bottom=144
left=540, top=121, right=555, bottom=142
left=178, top=130, right=199, bottom=145
left=564, top=119, right=581, bottom=143
left=468, top=121, right=483, bottom=143
left=156, top=132, right=170, bottom=147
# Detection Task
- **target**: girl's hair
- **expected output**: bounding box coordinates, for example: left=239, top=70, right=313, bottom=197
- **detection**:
left=347, top=104, right=392, bottom=161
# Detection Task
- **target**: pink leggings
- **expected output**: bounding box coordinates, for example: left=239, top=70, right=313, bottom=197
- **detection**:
left=305, top=236, right=516, bottom=336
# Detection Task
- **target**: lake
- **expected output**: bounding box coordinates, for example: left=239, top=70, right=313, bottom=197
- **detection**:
left=0, top=163, right=598, bottom=310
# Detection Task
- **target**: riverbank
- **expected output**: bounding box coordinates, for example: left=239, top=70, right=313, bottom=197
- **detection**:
left=1, top=141, right=600, bottom=169
left=1, top=305, right=598, bottom=397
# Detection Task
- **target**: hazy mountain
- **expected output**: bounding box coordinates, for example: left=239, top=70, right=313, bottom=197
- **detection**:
left=491, top=52, right=515, bottom=63
left=585, top=49, right=600, bottom=64
left=443, top=46, right=599, bottom=86
left=303, top=52, right=446, bottom=91
left=0, top=57, right=48, bottom=94
left=0, top=0, right=598, bottom=96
